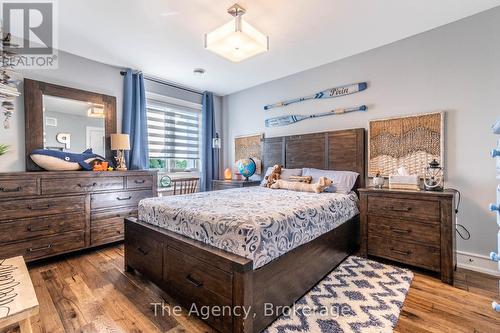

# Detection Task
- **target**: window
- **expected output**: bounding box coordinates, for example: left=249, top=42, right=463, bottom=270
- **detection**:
left=146, top=94, right=201, bottom=173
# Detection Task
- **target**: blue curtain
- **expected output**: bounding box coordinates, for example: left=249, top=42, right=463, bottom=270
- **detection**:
left=200, top=91, right=217, bottom=191
left=122, top=69, right=149, bottom=170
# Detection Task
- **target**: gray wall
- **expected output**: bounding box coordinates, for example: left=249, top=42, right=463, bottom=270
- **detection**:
left=223, top=7, right=500, bottom=258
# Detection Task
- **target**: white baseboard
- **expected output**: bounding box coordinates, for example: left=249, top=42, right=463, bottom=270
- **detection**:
left=457, top=251, right=500, bottom=277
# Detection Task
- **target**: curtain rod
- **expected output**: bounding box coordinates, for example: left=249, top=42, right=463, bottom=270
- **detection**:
left=120, top=70, right=203, bottom=96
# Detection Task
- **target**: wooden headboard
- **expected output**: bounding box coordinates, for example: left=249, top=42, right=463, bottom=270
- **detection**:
left=262, top=128, right=366, bottom=189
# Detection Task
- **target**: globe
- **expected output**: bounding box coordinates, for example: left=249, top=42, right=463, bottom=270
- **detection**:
left=237, top=158, right=256, bottom=180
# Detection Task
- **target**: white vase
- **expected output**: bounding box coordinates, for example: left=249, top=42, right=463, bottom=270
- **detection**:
left=373, top=177, right=385, bottom=188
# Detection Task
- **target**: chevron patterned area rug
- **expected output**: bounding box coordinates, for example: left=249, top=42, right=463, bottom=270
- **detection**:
left=263, top=256, right=414, bottom=333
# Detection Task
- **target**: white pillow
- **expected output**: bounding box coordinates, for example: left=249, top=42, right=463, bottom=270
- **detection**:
left=301, top=168, right=359, bottom=194
left=260, top=167, right=302, bottom=186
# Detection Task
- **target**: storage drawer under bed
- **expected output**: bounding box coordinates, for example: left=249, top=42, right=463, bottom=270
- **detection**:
left=163, top=246, right=233, bottom=333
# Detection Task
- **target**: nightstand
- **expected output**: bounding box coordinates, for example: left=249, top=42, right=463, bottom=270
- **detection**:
left=212, top=179, right=261, bottom=191
left=359, top=187, right=456, bottom=284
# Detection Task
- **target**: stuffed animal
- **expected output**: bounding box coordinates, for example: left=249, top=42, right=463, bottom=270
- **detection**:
left=265, top=164, right=282, bottom=187
left=271, top=176, right=333, bottom=194
left=30, top=148, right=107, bottom=171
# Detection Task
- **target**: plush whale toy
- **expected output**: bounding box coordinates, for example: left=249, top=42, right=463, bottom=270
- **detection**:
left=30, top=148, right=107, bottom=171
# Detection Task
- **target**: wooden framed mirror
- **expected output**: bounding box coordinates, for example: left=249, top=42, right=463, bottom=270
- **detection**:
left=24, top=79, right=117, bottom=171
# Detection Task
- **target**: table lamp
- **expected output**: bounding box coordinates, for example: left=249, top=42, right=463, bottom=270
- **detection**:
left=111, top=133, right=130, bottom=171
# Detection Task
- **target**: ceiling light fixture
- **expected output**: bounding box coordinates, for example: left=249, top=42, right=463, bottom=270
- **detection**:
left=205, top=3, right=268, bottom=63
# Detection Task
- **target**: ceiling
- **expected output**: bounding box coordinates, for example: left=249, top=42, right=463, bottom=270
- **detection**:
left=56, top=0, right=500, bottom=95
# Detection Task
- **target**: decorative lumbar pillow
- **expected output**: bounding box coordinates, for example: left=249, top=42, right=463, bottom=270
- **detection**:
left=302, top=168, right=359, bottom=194
left=264, top=164, right=282, bottom=187
left=289, top=175, right=313, bottom=183
left=30, top=148, right=107, bottom=171
left=271, top=176, right=333, bottom=193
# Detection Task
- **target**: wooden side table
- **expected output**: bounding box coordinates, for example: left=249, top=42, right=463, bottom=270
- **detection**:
left=359, top=187, right=456, bottom=284
left=0, top=256, right=39, bottom=333
left=212, top=179, right=261, bottom=191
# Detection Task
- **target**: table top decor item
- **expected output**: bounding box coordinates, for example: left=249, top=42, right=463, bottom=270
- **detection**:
left=424, top=159, right=444, bottom=191
left=111, top=133, right=130, bottom=171
left=236, top=158, right=256, bottom=181
left=389, top=167, right=420, bottom=190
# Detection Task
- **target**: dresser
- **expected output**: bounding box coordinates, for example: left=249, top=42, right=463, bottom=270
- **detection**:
left=0, top=170, right=156, bottom=262
left=359, top=187, right=456, bottom=284
left=211, top=179, right=261, bottom=191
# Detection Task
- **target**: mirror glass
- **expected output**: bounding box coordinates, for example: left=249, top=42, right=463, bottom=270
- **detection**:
left=42, top=95, right=106, bottom=156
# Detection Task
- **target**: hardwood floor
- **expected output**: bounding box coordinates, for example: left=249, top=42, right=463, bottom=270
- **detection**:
left=3, top=245, right=500, bottom=333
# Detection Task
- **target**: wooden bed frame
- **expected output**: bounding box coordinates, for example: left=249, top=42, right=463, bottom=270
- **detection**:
left=124, top=128, right=365, bottom=333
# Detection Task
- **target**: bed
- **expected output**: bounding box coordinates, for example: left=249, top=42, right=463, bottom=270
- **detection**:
left=124, top=128, right=365, bottom=333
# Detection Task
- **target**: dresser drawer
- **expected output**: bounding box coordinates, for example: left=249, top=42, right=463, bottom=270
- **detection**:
left=367, top=196, right=440, bottom=221
left=125, top=225, right=163, bottom=284
left=0, top=231, right=85, bottom=261
left=42, top=176, right=124, bottom=195
left=91, top=218, right=124, bottom=246
left=368, top=236, right=440, bottom=271
left=90, top=208, right=137, bottom=246
left=164, top=246, right=232, bottom=332
left=367, top=215, right=440, bottom=246
left=0, top=213, right=85, bottom=243
left=0, top=179, right=38, bottom=198
left=0, top=195, right=85, bottom=220
left=126, top=175, right=153, bottom=189
left=91, top=190, right=152, bottom=210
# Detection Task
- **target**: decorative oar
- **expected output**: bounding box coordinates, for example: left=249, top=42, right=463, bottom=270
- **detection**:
left=265, top=105, right=367, bottom=127
left=264, top=82, right=367, bottom=110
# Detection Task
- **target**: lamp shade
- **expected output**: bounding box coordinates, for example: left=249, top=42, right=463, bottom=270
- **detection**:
left=205, top=4, right=268, bottom=63
left=111, top=134, right=130, bottom=150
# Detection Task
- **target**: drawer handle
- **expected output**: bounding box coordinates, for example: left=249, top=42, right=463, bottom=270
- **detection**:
left=134, top=179, right=146, bottom=184
left=28, top=244, right=52, bottom=252
left=388, top=206, right=412, bottom=212
left=186, top=274, right=203, bottom=288
left=390, top=227, right=411, bottom=234
left=117, top=196, right=132, bottom=201
left=28, top=204, right=50, bottom=211
left=77, top=183, right=97, bottom=189
left=0, top=186, right=22, bottom=192
left=390, top=248, right=411, bottom=256
left=137, top=247, right=148, bottom=255
left=27, top=225, right=51, bottom=232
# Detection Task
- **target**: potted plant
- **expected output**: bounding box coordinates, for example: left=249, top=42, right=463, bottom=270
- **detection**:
left=0, top=144, right=8, bottom=156
left=372, top=171, right=385, bottom=189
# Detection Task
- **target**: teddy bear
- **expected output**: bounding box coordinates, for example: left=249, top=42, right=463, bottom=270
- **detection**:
left=271, top=176, right=333, bottom=194
left=265, top=164, right=282, bottom=187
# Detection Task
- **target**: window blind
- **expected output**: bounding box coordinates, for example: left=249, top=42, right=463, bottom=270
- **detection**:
left=146, top=99, right=201, bottom=159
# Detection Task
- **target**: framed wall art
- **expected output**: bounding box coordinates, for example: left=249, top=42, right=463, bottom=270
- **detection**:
left=368, top=112, right=444, bottom=177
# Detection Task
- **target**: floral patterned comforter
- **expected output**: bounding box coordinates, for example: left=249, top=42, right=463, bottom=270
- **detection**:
left=138, top=187, right=359, bottom=269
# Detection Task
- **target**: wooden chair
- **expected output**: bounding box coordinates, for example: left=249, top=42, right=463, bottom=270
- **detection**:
left=172, top=177, right=199, bottom=195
